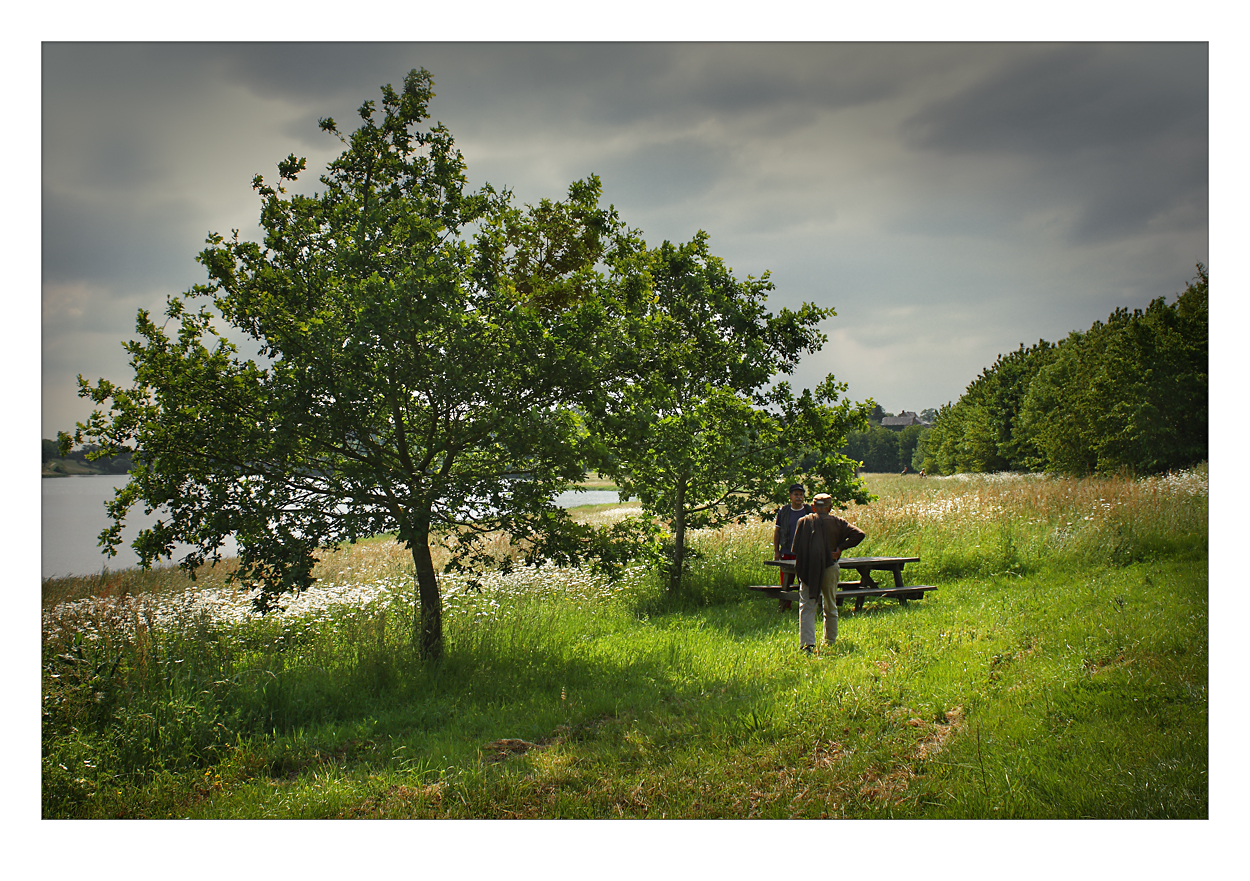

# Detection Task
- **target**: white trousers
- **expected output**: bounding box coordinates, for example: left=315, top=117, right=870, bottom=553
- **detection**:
left=799, top=562, right=839, bottom=647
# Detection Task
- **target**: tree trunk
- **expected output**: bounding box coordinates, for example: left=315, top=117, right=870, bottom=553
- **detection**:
left=669, top=475, right=687, bottom=594
left=410, top=533, right=443, bottom=661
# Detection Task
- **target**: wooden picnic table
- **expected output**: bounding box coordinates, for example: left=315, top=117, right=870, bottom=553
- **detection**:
left=753, top=556, right=935, bottom=611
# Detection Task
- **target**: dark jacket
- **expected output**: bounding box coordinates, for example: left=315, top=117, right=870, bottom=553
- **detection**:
left=792, top=512, right=866, bottom=589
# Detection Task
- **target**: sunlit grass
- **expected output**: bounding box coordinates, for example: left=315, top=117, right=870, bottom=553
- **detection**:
left=42, top=467, right=1207, bottom=819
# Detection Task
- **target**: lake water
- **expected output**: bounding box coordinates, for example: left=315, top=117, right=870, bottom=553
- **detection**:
left=42, top=475, right=621, bottom=578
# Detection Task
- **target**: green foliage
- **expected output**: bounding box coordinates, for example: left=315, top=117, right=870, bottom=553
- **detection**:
left=590, top=233, right=871, bottom=593
left=896, top=424, right=925, bottom=469
left=844, top=425, right=901, bottom=472
left=921, top=341, right=1056, bottom=474
left=70, top=69, right=647, bottom=659
left=1017, top=266, right=1208, bottom=475
left=842, top=423, right=927, bottom=473
left=908, top=426, right=931, bottom=472
left=924, top=265, right=1207, bottom=476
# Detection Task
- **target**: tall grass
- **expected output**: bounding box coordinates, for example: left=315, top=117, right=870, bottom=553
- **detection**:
left=42, top=467, right=1207, bottom=819
left=840, top=467, right=1207, bottom=577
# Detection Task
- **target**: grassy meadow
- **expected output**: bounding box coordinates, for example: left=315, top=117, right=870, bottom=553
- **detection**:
left=41, top=468, right=1208, bottom=819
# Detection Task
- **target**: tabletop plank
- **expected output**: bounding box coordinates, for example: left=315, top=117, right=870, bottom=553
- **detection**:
left=764, top=556, right=920, bottom=568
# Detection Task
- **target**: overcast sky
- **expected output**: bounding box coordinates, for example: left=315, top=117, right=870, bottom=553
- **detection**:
left=41, top=41, right=1207, bottom=438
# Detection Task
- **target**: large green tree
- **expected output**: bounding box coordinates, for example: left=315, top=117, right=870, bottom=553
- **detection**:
left=590, top=233, right=871, bottom=594
left=69, top=70, right=643, bottom=659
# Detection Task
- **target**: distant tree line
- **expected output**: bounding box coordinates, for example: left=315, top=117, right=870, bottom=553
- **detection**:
left=918, top=266, right=1207, bottom=476
left=842, top=412, right=935, bottom=473
left=43, top=438, right=133, bottom=475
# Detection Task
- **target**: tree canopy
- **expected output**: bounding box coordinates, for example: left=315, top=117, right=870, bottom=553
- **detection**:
left=69, top=69, right=871, bottom=651
left=921, top=341, right=1056, bottom=475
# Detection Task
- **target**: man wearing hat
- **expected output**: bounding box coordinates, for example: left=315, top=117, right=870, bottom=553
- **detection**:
left=792, top=493, right=865, bottom=654
left=772, top=483, right=812, bottom=611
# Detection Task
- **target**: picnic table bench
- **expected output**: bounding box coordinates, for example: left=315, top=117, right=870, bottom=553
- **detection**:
left=751, top=556, right=936, bottom=611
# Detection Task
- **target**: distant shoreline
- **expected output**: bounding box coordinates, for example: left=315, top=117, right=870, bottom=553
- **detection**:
left=43, top=438, right=133, bottom=478
left=42, top=466, right=129, bottom=478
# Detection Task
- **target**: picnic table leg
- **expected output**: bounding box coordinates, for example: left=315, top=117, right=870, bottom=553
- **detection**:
left=854, top=567, right=874, bottom=611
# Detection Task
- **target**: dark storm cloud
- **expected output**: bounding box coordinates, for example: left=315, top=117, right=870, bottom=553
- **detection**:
left=42, top=189, right=204, bottom=292
left=903, top=44, right=1206, bottom=155
left=900, top=43, right=1208, bottom=242
left=592, top=136, right=730, bottom=212
left=213, top=43, right=931, bottom=141
left=213, top=42, right=411, bottom=102
left=40, top=42, right=1208, bottom=439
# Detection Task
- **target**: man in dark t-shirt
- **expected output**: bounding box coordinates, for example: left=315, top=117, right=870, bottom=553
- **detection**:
left=772, top=484, right=811, bottom=610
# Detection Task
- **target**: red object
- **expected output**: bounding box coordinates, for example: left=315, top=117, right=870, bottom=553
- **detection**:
left=778, top=552, right=796, bottom=587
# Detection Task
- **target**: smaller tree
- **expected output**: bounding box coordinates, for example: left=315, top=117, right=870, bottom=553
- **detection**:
left=591, top=233, right=871, bottom=594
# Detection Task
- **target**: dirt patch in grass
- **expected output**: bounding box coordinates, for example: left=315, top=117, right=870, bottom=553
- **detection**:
left=482, top=738, right=543, bottom=763
left=811, top=740, right=851, bottom=769
left=917, top=705, right=965, bottom=759
left=340, top=780, right=447, bottom=818
left=857, top=705, right=966, bottom=804
left=480, top=712, right=628, bottom=766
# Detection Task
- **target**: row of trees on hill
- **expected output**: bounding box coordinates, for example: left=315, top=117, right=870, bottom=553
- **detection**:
left=67, top=69, right=872, bottom=660
left=919, top=266, right=1207, bottom=476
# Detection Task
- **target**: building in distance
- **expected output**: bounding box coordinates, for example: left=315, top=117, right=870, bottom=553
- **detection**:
left=880, top=411, right=930, bottom=429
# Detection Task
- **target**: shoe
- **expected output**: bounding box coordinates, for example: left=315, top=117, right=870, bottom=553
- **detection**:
left=801, top=645, right=815, bottom=655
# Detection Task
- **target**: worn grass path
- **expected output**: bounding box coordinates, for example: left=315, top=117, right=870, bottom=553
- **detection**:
left=191, top=562, right=1203, bottom=819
